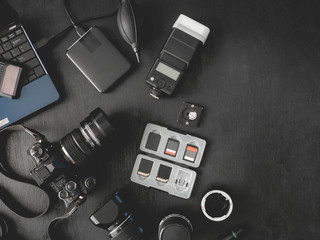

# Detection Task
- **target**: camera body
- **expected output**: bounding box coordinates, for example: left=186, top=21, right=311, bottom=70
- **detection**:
left=27, top=141, right=96, bottom=208
left=27, top=108, right=113, bottom=208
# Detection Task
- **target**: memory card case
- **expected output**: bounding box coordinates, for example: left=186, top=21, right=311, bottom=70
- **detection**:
left=130, top=123, right=206, bottom=199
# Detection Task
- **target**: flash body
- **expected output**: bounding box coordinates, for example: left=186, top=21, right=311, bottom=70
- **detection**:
left=146, top=14, right=210, bottom=99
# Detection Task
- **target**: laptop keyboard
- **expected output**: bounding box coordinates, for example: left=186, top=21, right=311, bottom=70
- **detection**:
left=0, top=27, right=45, bottom=86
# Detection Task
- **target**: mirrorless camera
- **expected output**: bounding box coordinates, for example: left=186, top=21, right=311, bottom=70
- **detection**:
left=27, top=108, right=114, bottom=208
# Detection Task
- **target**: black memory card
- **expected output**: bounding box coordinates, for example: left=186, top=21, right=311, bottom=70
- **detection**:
left=145, top=132, right=161, bottom=151
left=137, top=158, right=153, bottom=177
left=156, top=165, right=172, bottom=183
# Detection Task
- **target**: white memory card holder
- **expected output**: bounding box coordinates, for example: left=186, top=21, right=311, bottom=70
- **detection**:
left=130, top=123, right=206, bottom=199
left=140, top=123, right=206, bottom=167
left=131, top=154, right=197, bottom=199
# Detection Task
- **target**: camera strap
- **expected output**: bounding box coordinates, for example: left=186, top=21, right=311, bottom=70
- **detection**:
left=0, top=125, right=51, bottom=217
left=0, top=125, right=87, bottom=240
left=0, top=216, right=9, bottom=239
left=45, top=195, right=86, bottom=240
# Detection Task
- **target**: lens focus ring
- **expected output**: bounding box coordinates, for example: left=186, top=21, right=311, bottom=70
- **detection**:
left=60, top=108, right=113, bottom=166
left=60, top=131, right=87, bottom=165
left=80, top=108, right=114, bottom=147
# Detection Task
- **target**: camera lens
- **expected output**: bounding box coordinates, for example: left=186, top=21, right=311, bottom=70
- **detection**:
left=80, top=107, right=113, bottom=147
left=60, top=108, right=114, bottom=165
left=108, top=213, right=143, bottom=240
left=158, top=214, right=193, bottom=240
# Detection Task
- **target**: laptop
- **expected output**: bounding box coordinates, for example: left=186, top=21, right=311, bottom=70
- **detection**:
left=0, top=0, right=59, bottom=129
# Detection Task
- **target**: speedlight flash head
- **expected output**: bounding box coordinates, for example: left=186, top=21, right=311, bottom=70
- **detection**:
left=146, top=14, right=210, bottom=99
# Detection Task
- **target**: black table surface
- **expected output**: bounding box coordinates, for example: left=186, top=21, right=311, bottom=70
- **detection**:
left=1, top=0, right=320, bottom=239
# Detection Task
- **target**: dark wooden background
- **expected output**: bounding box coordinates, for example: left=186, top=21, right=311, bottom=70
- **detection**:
left=1, top=0, right=320, bottom=239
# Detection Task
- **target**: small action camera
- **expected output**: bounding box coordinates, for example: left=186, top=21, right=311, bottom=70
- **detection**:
left=146, top=14, right=210, bottom=99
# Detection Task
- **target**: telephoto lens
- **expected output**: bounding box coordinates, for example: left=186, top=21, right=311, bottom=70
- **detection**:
left=201, top=190, right=233, bottom=222
left=60, top=108, right=114, bottom=165
left=158, top=214, right=193, bottom=240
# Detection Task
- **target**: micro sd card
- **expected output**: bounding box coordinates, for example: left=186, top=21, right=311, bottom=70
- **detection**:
left=164, top=138, right=179, bottom=157
left=145, top=132, right=161, bottom=151
left=156, top=165, right=172, bottom=183
left=183, top=145, right=198, bottom=162
left=137, top=158, right=153, bottom=177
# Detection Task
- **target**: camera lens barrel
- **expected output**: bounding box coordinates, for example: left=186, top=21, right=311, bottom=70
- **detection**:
left=60, top=108, right=114, bottom=165
left=158, top=214, right=193, bottom=240
left=60, top=129, right=90, bottom=165
left=80, top=108, right=114, bottom=147
left=109, top=214, right=143, bottom=240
